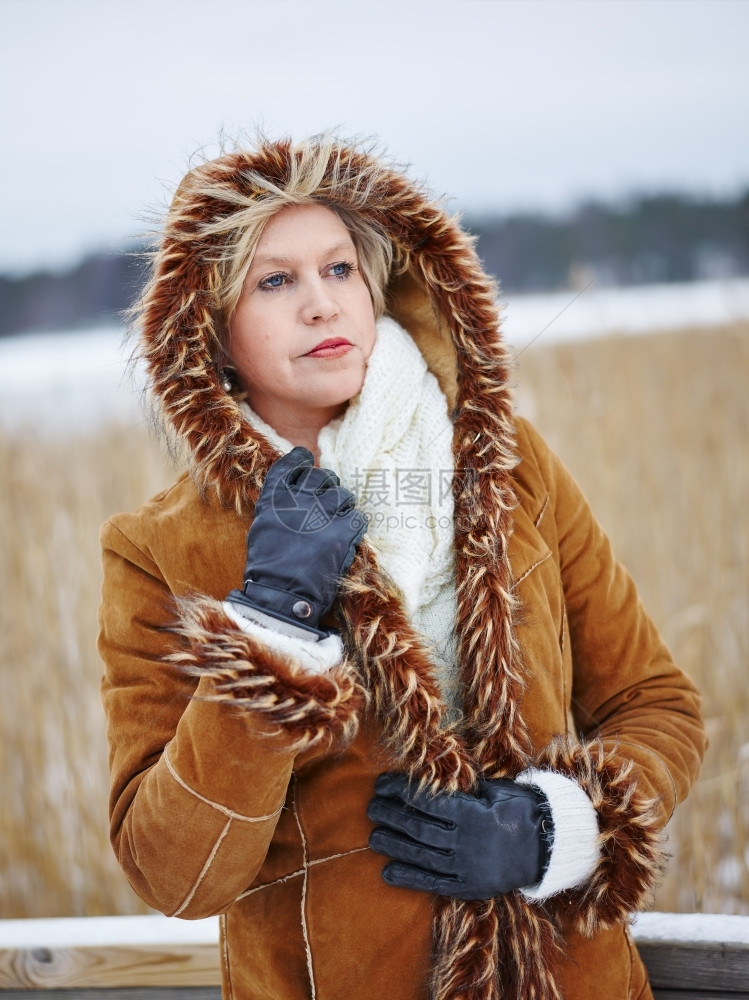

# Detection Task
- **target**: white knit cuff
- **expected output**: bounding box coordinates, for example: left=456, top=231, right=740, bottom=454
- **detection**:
left=515, top=768, right=600, bottom=901
left=223, top=602, right=344, bottom=676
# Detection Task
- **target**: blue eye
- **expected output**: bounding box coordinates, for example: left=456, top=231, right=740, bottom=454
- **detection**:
left=260, top=272, right=287, bottom=290
left=330, top=261, right=354, bottom=279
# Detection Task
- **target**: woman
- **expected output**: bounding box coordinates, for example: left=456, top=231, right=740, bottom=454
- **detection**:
left=99, top=135, right=706, bottom=1000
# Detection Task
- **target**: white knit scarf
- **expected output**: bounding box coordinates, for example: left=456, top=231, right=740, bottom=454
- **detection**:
left=242, top=316, right=460, bottom=704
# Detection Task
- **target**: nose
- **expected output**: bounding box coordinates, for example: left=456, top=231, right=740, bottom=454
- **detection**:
left=301, top=277, right=339, bottom=324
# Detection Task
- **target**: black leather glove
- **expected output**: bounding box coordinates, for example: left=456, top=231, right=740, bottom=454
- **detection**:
left=227, top=447, right=367, bottom=639
left=367, top=772, right=552, bottom=901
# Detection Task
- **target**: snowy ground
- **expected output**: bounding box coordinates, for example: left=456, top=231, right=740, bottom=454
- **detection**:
left=1, top=278, right=748, bottom=432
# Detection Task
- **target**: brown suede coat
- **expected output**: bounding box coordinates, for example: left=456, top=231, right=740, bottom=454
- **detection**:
left=99, top=141, right=706, bottom=1000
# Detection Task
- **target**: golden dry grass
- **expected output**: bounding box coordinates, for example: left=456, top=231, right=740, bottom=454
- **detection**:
left=515, top=321, right=749, bottom=914
left=0, top=321, right=746, bottom=917
left=0, top=422, right=176, bottom=917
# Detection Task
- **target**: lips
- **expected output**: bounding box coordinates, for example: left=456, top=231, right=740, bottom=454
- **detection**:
left=304, top=338, right=353, bottom=359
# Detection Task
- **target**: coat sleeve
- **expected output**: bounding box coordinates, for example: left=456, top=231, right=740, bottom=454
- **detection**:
left=517, top=418, right=707, bottom=934
left=98, top=517, right=362, bottom=919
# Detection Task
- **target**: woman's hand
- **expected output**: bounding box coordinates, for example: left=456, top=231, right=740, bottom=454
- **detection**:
left=227, top=447, right=367, bottom=639
left=368, top=773, right=552, bottom=900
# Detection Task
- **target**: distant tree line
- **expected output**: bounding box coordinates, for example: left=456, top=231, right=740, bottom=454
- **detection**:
left=1, top=189, right=747, bottom=338
left=0, top=251, right=146, bottom=339
left=466, top=190, right=749, bottom=293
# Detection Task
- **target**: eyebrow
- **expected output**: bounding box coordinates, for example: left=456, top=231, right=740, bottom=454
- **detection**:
left=250, top=241, right=356, bottom=270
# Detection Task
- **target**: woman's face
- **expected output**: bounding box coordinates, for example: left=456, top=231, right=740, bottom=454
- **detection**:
left=230, top=203, right=377, bottom=436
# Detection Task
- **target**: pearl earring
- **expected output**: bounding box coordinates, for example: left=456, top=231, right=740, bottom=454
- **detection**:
left=220, top=368, right=236, bottom=393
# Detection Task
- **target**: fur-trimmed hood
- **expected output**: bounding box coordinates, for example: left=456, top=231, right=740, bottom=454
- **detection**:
left=125, top=138, right=695, bottom=1000
left=137, top=137, right=517, bottom=518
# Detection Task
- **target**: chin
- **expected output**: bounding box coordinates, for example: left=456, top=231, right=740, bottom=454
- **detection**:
left=313, top=371, right=366, bottom=410
left=317, top=392, right=361, bottom=417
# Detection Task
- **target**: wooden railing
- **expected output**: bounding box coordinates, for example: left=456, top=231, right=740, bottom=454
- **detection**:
left=0, top=912, right=747, bottom=997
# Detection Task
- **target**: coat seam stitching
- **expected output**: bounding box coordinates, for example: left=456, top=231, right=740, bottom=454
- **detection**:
left=292, top=775, right=316, bottom=999
left=220, top=911, right=234, bottom=1000
left=234, top=846, right=370, bottom=900
left=163, top=742, right=283, bottom=823
left=534, top=494, right=550, bottom=528
left=173, top=816, right=232, bottom=916
left=236, top=867, right=305, bottom=900
left=309, top=845, right=369, bottom=868
left=514, top=549, right=552, bottom=587
left=561, top=613, right=569, bottom=735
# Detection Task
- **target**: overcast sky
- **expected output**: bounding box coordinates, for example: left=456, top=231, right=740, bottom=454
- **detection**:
left=2, top=0, right=748, bottom=275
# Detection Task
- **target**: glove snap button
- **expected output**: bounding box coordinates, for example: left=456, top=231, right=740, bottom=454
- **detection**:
left=292, top=600, right=312, bottom=619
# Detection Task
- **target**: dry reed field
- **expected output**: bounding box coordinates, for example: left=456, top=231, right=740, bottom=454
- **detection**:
left=0, top=321, right=747, bottom=919
left=515, top=321, right=749, bottom=915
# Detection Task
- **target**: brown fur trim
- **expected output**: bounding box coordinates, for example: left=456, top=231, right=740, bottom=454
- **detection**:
left=494, top=895, right=564, bottom=1000
left=431, top=898, right=501, bottom=1000
left=168, top=595, right=364, bottom=754
left=536, top=736, right=667, bottom=937
left=430, top=896, right=564, bottom=1000
left=451, top=336, right=530, bottom=777
left=338, top=545, right=477, bottom=795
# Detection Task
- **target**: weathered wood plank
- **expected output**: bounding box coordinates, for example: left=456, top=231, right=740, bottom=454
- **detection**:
left=634, top=913, right=749, bottom=992
left=0, top=916, right=220, bottom=989
left=640, top=942, right=749, bottom=991
left=0, top=943, right=221, bottom=989
left=653, top=993, right=749, bottom=1000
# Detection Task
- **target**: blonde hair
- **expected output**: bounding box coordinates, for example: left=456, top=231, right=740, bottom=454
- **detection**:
left=166, top=136, right=397, bottom=354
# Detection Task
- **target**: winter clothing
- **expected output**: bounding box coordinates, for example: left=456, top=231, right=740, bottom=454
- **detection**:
left=245, top=314, right=461, bottom=709
left=514, top=766, right=601, bottom=902
left=99, top=139, right=706, bottom=1000
left=227, top=447, right=367, bottom=640
left=317, top=316, right=457, bottom=626
left=368, top=773, right=551, bottom=900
